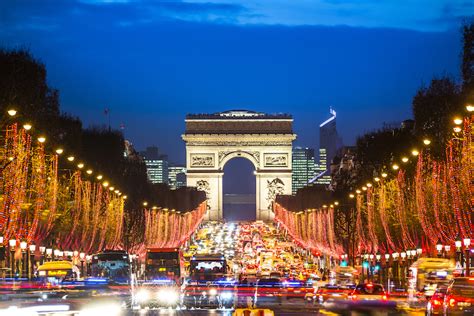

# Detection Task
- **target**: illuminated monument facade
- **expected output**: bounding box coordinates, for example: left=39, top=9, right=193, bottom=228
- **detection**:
left=182, top=110, right=296, bottom=221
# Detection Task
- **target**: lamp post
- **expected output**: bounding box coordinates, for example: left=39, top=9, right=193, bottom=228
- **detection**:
left=39, top=246, right=46, bottom=265
left=46, top=248, right=53, bottom=262
left=20, top=240, right=27, bottom=278
left=392, top=252, right=399, bottom=288
left=53, top=249, right=60, bottom=261
left=444, top=245, right=451, bottom=259
left=463, top=237, right=471, bottom=276
left=369, top=254, right=375, bottom=281
left=400, top=252, right=407, bottom=289
left=28, top=244, right=36, bottom=279
left=375, top=252, right=381, bottom=283
left=436, top=239, right=443, bottom=258
left=384, top=253, right=391, bottom=292
left=86, top=255, right=92, bottom=276
left=79, top=252, right=85, bottom=277
left=8, top=239, right=16, bottom=278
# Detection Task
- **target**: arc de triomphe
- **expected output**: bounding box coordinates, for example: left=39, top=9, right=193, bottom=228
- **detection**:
left=182, top=110, right=296, bottom=221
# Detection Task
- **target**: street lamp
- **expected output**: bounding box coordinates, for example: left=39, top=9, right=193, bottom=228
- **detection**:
left=436, top=239, right=443, bottom=257
left=444, top=245, right=451, bottom=258
left=29, top=244, right=36, bottom=279
left=453, top=117, right=463, bottom=125
left=8, top=239, right=16, bottom=278
left=79, top=252, right=85, bottom=276
left=39, top=246, right=46, bottom=264
left=46, top=248, right=52, bottom=262
left=463, top=237, right=471, bottom=276
left=20, top=241, right=27, bottom=278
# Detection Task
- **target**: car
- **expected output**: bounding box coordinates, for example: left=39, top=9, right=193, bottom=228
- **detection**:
left=426, top=287, right=446, bottom=315
left=315, top=285, right=351, bottom=304
left=443, top=277, right=474, bottom=315
left=349, top=283, right=388, bottom=301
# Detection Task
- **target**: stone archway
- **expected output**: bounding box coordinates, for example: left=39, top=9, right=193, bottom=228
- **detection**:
left=182, top=110, right=296, bottom=221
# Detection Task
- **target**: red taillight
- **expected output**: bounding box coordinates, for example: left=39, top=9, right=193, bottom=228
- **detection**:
left=433, top=299, right=442, bottom=306
left=382, top=295, right=388, bottom=300
left=449, top=298, right=456, bottom=307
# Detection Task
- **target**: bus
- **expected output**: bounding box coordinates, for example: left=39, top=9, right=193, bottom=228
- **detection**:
left=145, top=248, right=183, bottom=284
left=37, top=261, right=81, bottom=287
left=184, top=254, right=235, bottom=308
left=408, top=257, right=455, bottom=297
left=90, top=250, right=131, bottom=284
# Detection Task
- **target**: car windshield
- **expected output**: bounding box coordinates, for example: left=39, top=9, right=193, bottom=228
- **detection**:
left=354, top=284, right=384, bottom=295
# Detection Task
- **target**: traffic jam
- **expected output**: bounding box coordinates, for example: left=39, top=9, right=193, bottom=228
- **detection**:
left=130, top=221, right=474, bottom=314
left=0, top=221, right=473, bottom=315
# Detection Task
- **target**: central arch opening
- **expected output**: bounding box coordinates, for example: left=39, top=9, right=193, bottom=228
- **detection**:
left=223, top=157, right=256, bottom=221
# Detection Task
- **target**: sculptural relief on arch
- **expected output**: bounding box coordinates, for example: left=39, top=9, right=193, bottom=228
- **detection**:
left=182, top=110, right=296, bottom=221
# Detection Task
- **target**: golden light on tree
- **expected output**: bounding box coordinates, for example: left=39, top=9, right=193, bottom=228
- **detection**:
left=411, top=149, right=419, bottom=156
left=392, top=164, right=399, bottom=170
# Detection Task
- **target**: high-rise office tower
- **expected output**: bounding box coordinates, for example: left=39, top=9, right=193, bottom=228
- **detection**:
left=168, top=165, right=187, bottom=189
left=313, top=108, right=343, bottom=185
left=292, top=147, right=315, bottom=194
left=141, top=146, right=169, bottom=184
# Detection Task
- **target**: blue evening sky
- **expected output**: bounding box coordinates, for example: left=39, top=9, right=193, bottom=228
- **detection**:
left=0, top=0, right=471, bottom=164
